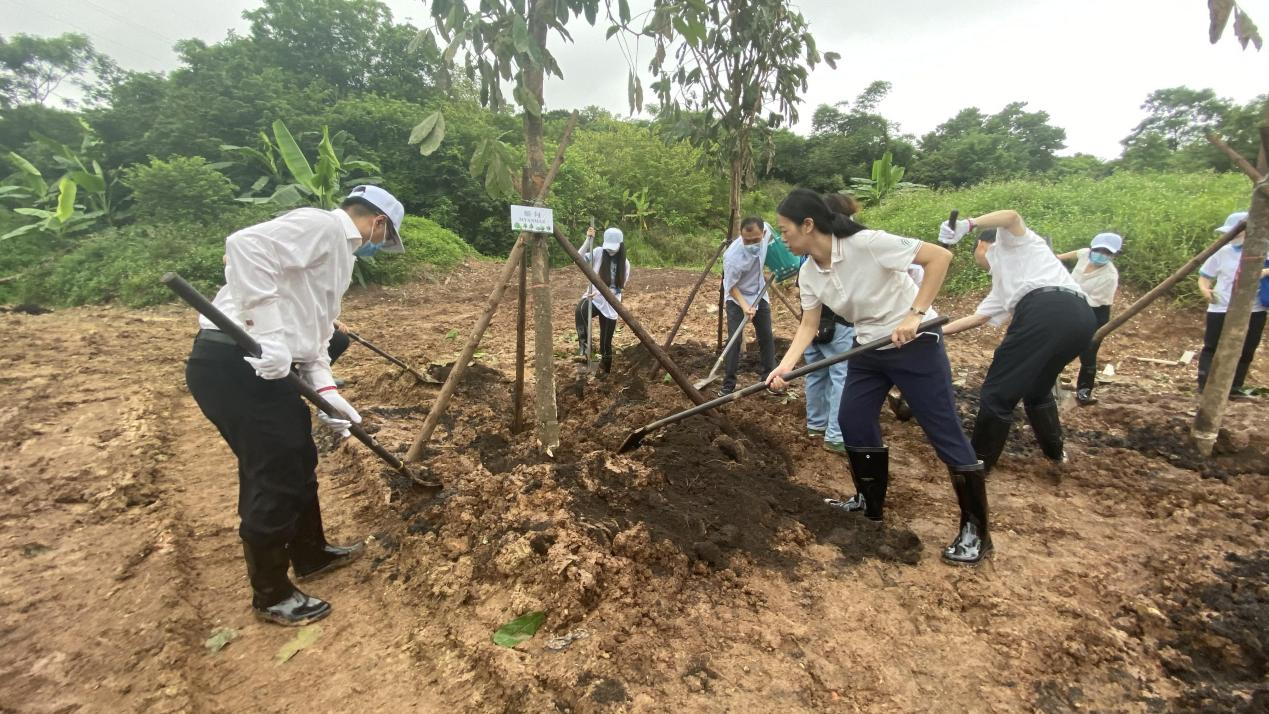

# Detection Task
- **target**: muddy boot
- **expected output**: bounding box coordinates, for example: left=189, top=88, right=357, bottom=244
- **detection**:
left=1075, top=388, right=1096, bottom=405
left=1024, top=399, right=1066, bottom=464
left=290, top=499, right=364, bottom=581
left=243, top=541, right=331, bottom=626
left=887, top=392, right=913, bottom=421
left=971, top=412, right=1012, bottom=475
left=832, top=447, right=887, bottom=521
left=942, top=462, right=991, bottom=566
left=600, top=355, right=613, bottom=374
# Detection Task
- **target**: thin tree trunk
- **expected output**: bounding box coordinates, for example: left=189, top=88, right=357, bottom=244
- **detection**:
left=719, top=159, right=743, bottom=351
left=525, top=4, right=557, bottom=453
left=512, top=228, right=528, bottom=433
left=1192, top=115, right=1269, bottom=455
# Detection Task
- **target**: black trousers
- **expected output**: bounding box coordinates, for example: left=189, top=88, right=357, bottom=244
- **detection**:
left=979, top=290, right=1097, bottom=421
left=1198, top=310, right=1267, bottom=392
left=575, top=299, right=617, bottom=360
left=1077, top=304, right=1112, bottom=391
left=723, top=300, right=776, bottom=390
left=185, top=338, right=318, bottom=547
left=838, top=328, right=977, bottom=466
left=328, top=329, right=350, bottom=364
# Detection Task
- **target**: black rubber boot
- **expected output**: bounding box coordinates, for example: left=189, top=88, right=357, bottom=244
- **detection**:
left=1024, top=399, right=1066, bottom=463
left=290, top=498, right=364, bottom=581
left=844, top=447, right=888, bottom=521
left=971, top=411, right=1012, bottom=475
left=600, top=355, right=613, bottom=374
left=243, top=541, right=331, bottom=626
left=1075, top=388, right=1096, bottom=405
left=825, top=466, right=866, bottom=513
left=942, top=462, right=992, bottom=566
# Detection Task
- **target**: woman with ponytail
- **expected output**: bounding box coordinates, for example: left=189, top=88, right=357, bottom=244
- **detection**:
left=766, top=189, right=990, bottom=566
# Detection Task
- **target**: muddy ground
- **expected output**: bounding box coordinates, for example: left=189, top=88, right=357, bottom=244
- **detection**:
left=1, top=259, right=1266, bottom=713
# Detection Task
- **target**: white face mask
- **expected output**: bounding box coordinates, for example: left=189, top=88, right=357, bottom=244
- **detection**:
left=744, top=243, right=760, bottom=256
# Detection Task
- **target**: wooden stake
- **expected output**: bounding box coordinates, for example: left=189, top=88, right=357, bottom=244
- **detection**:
left=552, top=226, right=709, bottom=406
left=406, top=238, right=527, bottom=462
left=660, top=239, right=728, bottom=351
left=512, top=242, right=528, bottom=433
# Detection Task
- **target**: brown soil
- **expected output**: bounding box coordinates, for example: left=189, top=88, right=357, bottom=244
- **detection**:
left=1, top=260, right=1265, bottom=713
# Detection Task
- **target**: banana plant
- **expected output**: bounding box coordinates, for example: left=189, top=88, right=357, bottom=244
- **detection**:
left=849, top=151, right=925, bottom=207
left=229, top=120, right=382, bottom=209
left=2, top=176, right=103, bottom=240
left=621, top=187, right=657, bottom=231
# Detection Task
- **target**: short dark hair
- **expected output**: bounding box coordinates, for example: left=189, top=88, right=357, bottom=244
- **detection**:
left=341, top=196, right=398, bottom=239
left=740, top=216, right=765, bottom=231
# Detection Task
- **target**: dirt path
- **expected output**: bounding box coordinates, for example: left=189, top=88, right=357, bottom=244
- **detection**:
left=1, top=259, right=1265, bottom=713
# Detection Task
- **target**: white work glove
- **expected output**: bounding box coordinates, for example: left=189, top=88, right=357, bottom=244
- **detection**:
left=938, top=219, right=974, bottom=246
left=244, top=337, right=293, bottom=380
left=315, top=389, right=361, bottom=438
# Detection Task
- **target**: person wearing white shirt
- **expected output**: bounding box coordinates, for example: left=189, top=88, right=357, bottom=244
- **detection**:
left=575, top=226, right=631, bottom=374
left=766, top=189, right=990, bottom=566
left=719, top=217, right=778, bottom=396
left=1057, top=232, right=1123, bottom=405
left=185, top=185, right=404, bottom=626
left=1197, top=211, right=1267, bottom=397
left=940, top=210, right=1097, bottom=477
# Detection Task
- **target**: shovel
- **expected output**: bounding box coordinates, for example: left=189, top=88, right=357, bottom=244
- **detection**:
left=162, top=273, right=438, bottom=489
left=618, top=316, right=949, bottom=452
left=344, top=330, right=440, bottom=384
left=694, top=273, right=776, bottom=390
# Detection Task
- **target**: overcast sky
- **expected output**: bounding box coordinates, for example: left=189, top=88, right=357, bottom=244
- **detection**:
left=4, top=0, right=1267, bottom=158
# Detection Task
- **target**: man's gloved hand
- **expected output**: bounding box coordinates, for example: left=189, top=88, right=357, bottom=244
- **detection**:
left=316, top=389, right=361, bottom=438
left=244, top=337, right=293, bottom=380
left=938, top=218, right=974, bottom=246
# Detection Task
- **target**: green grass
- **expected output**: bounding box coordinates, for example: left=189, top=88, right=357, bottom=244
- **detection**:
left=5, top=210, right=476, bottom=308
left=859, top=172, right=1252, bottom=301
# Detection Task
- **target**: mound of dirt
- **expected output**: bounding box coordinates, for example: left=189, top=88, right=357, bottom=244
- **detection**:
left=338, top=344, right=923, bottom=709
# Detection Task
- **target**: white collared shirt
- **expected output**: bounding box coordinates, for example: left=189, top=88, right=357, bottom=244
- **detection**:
left=581, top=248, right=632, bottom=320
left=1069, top=248, right=1119, bottom=308
left=1200, top=244, right=1267, bottom=314
left=722, top=223, right=773, bottom=306
left=975, top=226, right=1084, bottom=325
left=798, top=229, right=932, bottom=344
left=198, top=207, right=360, bottom=388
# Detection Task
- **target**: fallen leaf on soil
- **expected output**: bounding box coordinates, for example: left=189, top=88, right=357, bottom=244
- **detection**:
left=492, top=611, right=546, bottom=648
left=275, top=625, right=321, bottom=664
left=205, top=628, right=237, bottom=655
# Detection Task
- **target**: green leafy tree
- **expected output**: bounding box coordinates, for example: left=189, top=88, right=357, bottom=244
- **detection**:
left=0, top=33, right=120, bottom=109
left=784, top=81, right=916, bottom=192
left=226, top=119, right=382, bottom=209
left=121, top=156, right=237, bottom=222
left=910, top=102, right=1066, bottom=187
left=1118, top=87, right=1265, bottom=173
left=628, top=0, right=838, bottom=242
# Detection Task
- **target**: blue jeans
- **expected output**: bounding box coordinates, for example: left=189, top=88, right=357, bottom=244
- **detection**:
left=804, top=323, right=853, bottom=443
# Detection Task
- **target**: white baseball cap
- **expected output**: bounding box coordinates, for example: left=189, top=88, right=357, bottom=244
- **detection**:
left=345, top=185, right=405, bottom=253
left=1090, top=232, right=1123, bottom=254
left=1216, top=211, right=1247, bottom=235
left=602, top=227, right=624, bottom=253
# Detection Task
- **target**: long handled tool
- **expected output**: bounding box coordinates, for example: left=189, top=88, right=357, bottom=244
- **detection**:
left=161, top=272, right=436, bottom=488
left=693, top=273, right=776, bottom=389
left=579, top=216, right=596, bottom=366
left=618, top=316, right=949, bottom=453
left=344, top=330, right=440, bottom=384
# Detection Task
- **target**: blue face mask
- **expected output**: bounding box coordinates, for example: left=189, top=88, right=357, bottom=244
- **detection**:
left=744, top=243, right=761, bottom=257
left=1089, top=251, right=1112, bottom=266
left=1232, top=242, right=1244, bottom=252
left=354, top=240, right=384, bottom=258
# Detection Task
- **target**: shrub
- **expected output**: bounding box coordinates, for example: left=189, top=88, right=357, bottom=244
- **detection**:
left=121, top=156, right=237, bottom=222
left=356, top=214, right=476, bottom=285
left=859, top=172, right=1252, bottom=301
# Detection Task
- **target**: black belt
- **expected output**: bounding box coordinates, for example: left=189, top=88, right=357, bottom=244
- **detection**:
left=1024, top=286, right=1082, bottom=300
left=196, top=328, right=238, bottom=346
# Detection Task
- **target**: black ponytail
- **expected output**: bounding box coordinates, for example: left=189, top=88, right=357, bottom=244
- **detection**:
left=777, top=188, right=868, bottom=238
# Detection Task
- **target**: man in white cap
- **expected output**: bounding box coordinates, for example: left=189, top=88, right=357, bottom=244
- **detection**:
left=184, top=185, right=404, bottom=626
left=1057, top=232, right=1123, bottom=404
left=1197, top=211, right=1266, bottom=397
left=575, top=225, right=630, bottom=373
